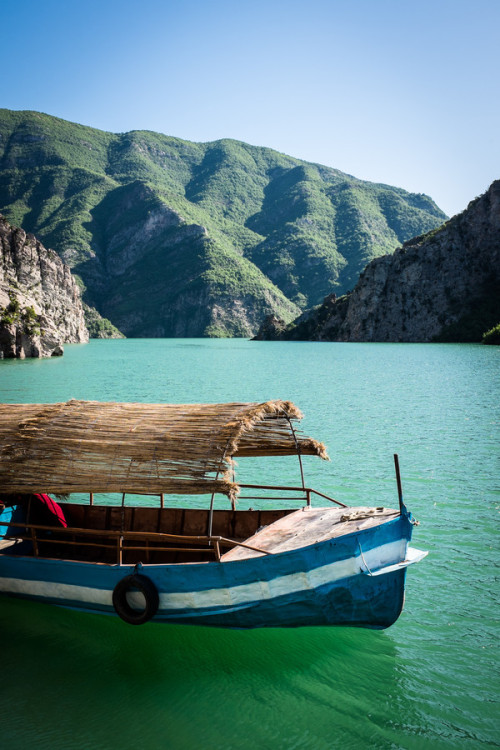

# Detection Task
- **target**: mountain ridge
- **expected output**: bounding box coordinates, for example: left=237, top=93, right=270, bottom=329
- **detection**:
left=0, top=109, right=447, bottom=337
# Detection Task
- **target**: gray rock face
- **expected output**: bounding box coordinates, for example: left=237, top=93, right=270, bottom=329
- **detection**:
left=265, top=181, right=500, bottom=343
left=252, top=314, right=287, bottom=340
left=0, top=215, right=89, bottom=357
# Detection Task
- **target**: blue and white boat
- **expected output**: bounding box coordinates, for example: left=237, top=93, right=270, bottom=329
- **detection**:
left=0, top=400, right=427, bottom=628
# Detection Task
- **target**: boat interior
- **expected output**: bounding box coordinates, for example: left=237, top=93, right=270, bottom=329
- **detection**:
left=0, top=492, right=399, bottom=565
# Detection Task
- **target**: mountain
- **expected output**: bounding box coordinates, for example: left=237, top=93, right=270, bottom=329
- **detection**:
left=0, top=109, right=447, bottom=337
left=255, top=181, right=500, bottom=343
left=0, top=215, right=88, bottom=357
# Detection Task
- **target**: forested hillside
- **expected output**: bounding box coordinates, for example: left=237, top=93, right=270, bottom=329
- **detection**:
left=0, top=109, right=447, bottom=336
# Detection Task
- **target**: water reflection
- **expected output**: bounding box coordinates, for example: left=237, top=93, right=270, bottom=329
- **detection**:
left=0, top=596, right=426, bottom=750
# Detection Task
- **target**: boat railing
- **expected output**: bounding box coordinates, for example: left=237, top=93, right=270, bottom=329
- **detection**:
left=0, top=483, right=345, bottom=564
left=0, top=518, right=272, bottom=564
left=83, top=483, right=344, bottom=509
left=237, top=484, right=346, bottom=508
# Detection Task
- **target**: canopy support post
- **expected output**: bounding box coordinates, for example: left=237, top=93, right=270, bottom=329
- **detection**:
left=120, top=492, right=126, bottom=533
left=286, top=416, right=306, bottom=495
left=208, top=490, right=216, bottom=538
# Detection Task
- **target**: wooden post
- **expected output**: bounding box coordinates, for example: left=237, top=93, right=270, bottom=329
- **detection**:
left=120, top=492, right=126, bottom=534
left=30, top=528, right=39, bottom=557
left=89, top=492, right=94, bottom=506
left=160, top=493, right=165, bottom=509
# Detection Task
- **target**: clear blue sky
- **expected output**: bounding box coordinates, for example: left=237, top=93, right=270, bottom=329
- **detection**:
left=3, top=0, right=499, bottom=216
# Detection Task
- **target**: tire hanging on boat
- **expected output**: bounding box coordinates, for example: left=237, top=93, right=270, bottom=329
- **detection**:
left=112, top=574, right=159, bottom=625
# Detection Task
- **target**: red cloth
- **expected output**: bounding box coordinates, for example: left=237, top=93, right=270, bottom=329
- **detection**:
left=33, top=493, right=68, bottom=528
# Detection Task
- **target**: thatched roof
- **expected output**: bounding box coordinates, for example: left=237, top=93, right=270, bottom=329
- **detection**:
left=0, top=400, right=328, bottom=499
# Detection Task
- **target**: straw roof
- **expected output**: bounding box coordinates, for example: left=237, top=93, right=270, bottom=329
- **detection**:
left=0, top=400, right=328, bottom=499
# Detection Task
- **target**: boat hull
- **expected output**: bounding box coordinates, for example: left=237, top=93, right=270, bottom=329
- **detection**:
left=0, top=511, right=419, bottom=629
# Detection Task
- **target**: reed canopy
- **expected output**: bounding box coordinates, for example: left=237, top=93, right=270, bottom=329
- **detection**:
left=0, top=400, right=328, bottom=499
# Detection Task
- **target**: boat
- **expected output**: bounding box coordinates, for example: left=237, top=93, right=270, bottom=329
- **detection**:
left=0, top=399, right=427, bottom=628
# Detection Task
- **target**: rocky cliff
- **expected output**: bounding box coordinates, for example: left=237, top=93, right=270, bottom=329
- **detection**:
left=0, top=215, right=89, bottom=357
left=255, top=181, right=500, bottom=343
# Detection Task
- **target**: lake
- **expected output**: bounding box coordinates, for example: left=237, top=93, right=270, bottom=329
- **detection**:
left=0, top=339, right=498, bottom=749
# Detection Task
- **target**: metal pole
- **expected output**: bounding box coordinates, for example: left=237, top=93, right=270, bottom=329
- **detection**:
left=394, top=454, right=404, bottom=513
left=207, top=435, right=234, bottom=540
left=286, top=416, right=306, bottom=491
left=208, top=490, right=216, bottom=537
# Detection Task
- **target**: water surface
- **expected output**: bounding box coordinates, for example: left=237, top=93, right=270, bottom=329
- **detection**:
left=0, top=339, right=498, bottom=749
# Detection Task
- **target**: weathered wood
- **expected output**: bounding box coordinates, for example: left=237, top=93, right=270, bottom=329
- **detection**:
left=217, top=537, right=272, bottom=555
left=221, top=506, right=400, bottom=561
left=3, top=503, right=391, bottom=566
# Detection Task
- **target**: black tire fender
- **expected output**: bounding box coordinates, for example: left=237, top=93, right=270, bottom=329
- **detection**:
left=112, top=574, right=159, bottom=625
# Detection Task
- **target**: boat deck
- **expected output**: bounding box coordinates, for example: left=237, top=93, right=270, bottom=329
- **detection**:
left=221, top=506, right=399, bottom=560
left=0, top=503, right=400, bottom=565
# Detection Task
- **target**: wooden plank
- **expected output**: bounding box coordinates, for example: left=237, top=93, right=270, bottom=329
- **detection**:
left=221, top=506, right=400, bottom=561
left=133, top=507, right=160, bottom=533
left=210, top=510, right=233, bottom=537
left=84, top=506, right=109, bottom=530
left=159, top=508, right=184, bottom=535
left=234, top=510, right=260, bottom=540
left=183, top=509, right=209, bottom=535
left=259, top=509, right=292, bottom=527
left=63, top=505, right=85, bottom=527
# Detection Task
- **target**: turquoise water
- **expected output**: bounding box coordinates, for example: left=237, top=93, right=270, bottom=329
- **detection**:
left=0, top=339, right=498, bottom=749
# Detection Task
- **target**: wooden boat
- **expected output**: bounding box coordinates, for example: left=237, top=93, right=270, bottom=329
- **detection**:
left=0, top=400, right=427, bottom=628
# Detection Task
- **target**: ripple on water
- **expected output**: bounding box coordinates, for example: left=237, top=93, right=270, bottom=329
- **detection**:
left=0, top=340, right=498, bottom=749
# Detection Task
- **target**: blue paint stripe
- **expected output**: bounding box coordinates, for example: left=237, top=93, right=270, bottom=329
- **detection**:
left=153, top=568, right=407, bottom=629
left=0, top=560, right=407, bottom=629
left=0, top=513, right=413, bottom=596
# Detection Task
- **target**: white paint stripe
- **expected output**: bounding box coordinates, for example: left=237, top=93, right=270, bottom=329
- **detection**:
left=0, top=578, right=112, bottom=606
left=0, top=539, right=411, bottom=612
left=160, top=539, right=406, bottom=611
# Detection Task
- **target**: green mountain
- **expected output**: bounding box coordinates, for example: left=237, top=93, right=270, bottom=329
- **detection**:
left=0, top=109, right=447, bottom=337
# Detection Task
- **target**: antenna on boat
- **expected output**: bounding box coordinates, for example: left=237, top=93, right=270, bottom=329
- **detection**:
left=393, top=454, right=404, bottom=514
